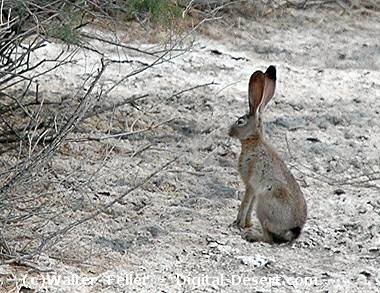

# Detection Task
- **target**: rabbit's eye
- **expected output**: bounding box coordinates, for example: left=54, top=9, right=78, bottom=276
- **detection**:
left=237, top=118, right=245, bottom=125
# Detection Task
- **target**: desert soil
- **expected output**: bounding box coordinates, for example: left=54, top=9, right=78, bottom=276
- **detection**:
left=1, top=8, right=380, bottom=293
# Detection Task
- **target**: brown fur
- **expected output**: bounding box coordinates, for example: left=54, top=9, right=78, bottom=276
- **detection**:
left=229, top=65, right=307, bottom=244
left=248, top=71, right=265, bottom=113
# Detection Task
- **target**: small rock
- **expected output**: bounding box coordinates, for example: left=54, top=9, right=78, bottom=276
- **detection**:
left=208, top=242, right=218, bottom=248
left=359, top=271, right=371, bottom=278
left=332, top=248, right=341, bottom=254
left=321, top=272, right=331, bottom=278
left=368, top=247, right=379, bottom=253
left=206, top=236, right=215, bottom=243
left=338, top=53, right=346, bottom=60
left=216, top=239, right=227, bottom=245
left=334, top=189, right=345, bottom=195
left=306, top=137, right=321, bottom=143
left=357, top=135, right=369, bottom=141
left=358, top=208, right=367, bottom=214
left=236, top=255, right=271, bottom=268
left=19, top=287, right=35, bottom=293
left=211, top=49, right=223, bottom=55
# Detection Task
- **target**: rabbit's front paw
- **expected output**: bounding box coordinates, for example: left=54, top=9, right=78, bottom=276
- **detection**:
left=245, top=218, right=253, bottom=228
left=230, top=219, right=244, bottom=230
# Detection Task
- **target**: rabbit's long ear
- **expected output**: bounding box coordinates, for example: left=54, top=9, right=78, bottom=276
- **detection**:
left=260, top=65, right=276, bottom=110
left=248, top=70, right=265, bottom=114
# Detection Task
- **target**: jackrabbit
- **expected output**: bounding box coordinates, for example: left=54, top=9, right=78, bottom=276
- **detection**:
left=229, top=65, right=307, bottom=243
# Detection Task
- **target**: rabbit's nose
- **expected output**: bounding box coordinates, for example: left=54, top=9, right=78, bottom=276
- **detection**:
left=228, top=127, right=235, bottom=137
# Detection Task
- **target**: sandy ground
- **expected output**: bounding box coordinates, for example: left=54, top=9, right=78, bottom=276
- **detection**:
left=1, top=8, right=380, bottom=293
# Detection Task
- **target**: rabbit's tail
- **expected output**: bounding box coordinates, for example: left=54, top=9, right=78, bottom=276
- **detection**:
left=272, top=227, right=302, bottom=244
